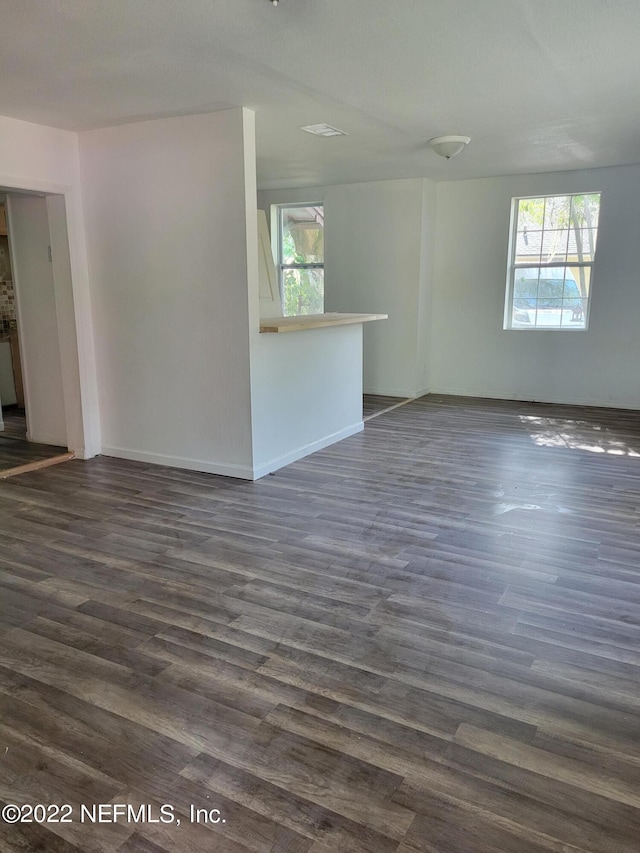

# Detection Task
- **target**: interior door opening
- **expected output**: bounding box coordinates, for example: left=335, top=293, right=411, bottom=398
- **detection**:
left=0, top=192, right=74, bottom=475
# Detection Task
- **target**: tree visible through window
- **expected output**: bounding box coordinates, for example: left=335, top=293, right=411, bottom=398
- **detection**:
left=505, top=192, right=601, bottom=330
left=277, top=204, right=324, bottom=316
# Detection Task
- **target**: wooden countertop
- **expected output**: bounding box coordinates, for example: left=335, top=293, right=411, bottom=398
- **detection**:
left=260, top=312, right=388, bottom=333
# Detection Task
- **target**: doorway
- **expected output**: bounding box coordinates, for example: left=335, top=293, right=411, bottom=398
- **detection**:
left=0, top=193, right=76, bottom=475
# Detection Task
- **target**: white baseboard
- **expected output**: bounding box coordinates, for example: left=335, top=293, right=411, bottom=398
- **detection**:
left=428, top=386, right=640, bottom=410
left=69, top=447, right=92, bottom=461
left=411, top=387, right=430, bottom=400
left=75, top=442, right=101, bottom=460
left=100, top=445, right=254, bottom=480
left=252, top=421, right=364, bottom=480
left=102, top=423, right=365, bottom=481
left=363, top=386, right=429, bottom=399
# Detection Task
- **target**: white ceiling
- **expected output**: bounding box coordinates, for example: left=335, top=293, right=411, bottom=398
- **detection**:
left=2, top=0, right=640, bottom=189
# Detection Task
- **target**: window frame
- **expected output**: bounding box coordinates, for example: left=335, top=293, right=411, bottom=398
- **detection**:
left=275, top=202, right=324, bottom=316
left=504, top=191, right=601, bottom=332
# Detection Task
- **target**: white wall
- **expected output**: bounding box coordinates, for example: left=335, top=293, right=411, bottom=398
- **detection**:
left=246, top=117, right=364, bottom=476
left=0, top=110, right=371, bottom=480
left=0, top=114, right=100, bottom=457
left=431, top=166, right=640, bottom=409
left=0, top=116, right=79, bottom=190
left=258, top=178, right=436, bottom=399
left=325, top=180, right=432, bottom=397
left=417, top=179, right=437, bottom=397
left=46, top=194, right=87, bottom=453
left=7, top=194, right=67, bottom=445
left=80, top=109, right=256, bottom=478
left=250, top=325, right=364, bottom=477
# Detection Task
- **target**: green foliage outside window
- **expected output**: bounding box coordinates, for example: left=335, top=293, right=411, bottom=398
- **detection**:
left=282, top=268, right=324, bottom=315
left=280, top=205, right=324, bottom=315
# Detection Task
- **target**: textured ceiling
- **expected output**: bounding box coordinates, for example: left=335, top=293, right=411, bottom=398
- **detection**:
left=2, top=0, right=640, bottom=188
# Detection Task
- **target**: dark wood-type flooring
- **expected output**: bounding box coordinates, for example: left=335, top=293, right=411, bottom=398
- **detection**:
left=1, top=394, right=640, bottom=852
left=0, top=408, right=67, bottom=472
left=1, top=407, right=27, bottom=440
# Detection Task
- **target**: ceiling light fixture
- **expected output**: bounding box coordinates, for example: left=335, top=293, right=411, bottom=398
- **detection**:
left=428, top=135, right=471, bottom=159
left=270, top=0, right=279, bottom=5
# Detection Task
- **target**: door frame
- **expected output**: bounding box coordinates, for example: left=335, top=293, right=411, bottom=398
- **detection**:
left=1, top=175, right=100, bottom=458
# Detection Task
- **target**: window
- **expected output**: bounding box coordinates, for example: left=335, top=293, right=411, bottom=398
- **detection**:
left=505, top=192, right=601, bottom=330
left=277, top=204, right=324, bottom=315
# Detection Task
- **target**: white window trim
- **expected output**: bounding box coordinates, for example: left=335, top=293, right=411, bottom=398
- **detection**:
left=504, top=191, right=601, bottom=332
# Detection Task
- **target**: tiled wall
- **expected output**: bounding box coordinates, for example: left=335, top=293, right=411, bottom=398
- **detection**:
left=0, top=236, right=16, bottom=335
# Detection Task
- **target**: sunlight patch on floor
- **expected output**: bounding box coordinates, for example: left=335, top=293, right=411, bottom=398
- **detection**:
left=520, top=415, right=640, bottom=457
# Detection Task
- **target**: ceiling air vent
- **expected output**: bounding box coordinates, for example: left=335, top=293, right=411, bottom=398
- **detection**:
left=299, top=123, right=348, bottom=137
